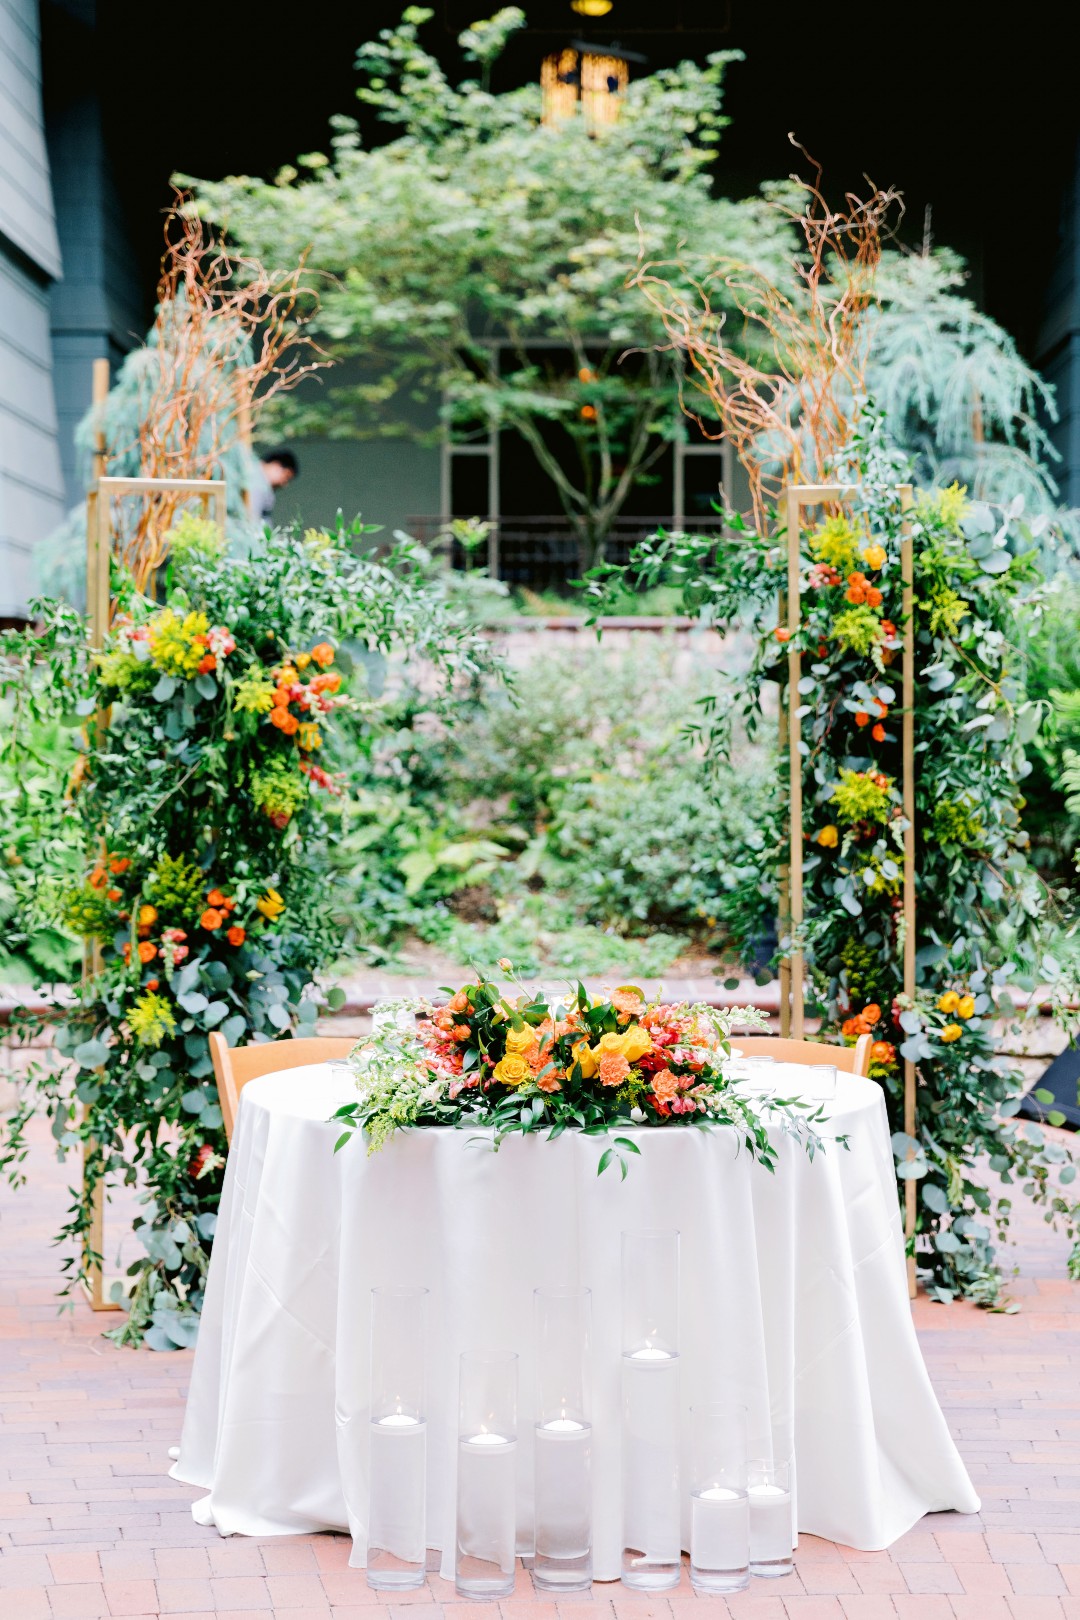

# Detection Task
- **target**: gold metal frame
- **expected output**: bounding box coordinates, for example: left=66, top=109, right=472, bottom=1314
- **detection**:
left=779, top=483, right=918, bottom=1296
left=82, top=364, right=227, bottom=1310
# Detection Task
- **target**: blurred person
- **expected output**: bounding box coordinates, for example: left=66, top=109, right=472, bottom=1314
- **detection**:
left=250, top=447, right=298, bottom=522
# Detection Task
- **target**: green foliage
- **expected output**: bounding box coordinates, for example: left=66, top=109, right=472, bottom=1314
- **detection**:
left=587, top=410, right=1078, bottom=1298
left=0, top=716, right=83, bottom=983
left=869, top=252, right=1071, bottom=531
left=185, top=11, right=792, bottom=564
left=329, top=643, right=774, bottom=975
left=0, top=518, right=497, bottom=1347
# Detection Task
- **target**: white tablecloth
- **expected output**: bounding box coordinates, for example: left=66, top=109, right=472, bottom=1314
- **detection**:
left=172, top=1063, right=978, bottom=1577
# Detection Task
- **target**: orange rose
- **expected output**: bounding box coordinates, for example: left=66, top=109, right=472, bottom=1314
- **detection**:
left=207, top=889, right=226, bottom=907
left=865, top=587, right=883, bottom=608
left=449, top=991, right=470, bottom=1014
left=862, top=1004, right=882, bottom=1024
left=227, top=925, right=246, bottom=946
left=450, top=1023, right=471, bottom=1041
left=269, top=707, right=291, bottom=730
left=197, top=654, right=216, bottom=675
left=137, top=941, right=157, bottom=964
left=855, top=711, right=870, bottom=727
left=872, top=723, right=886, bottom=742
left=280, top=712, right=299, bottom=736
left=842, top=1016, right=869, bottom=1038
left=774, top=627, right=792, bottom=642
left=200, top=908, right=224, bottom=931
left=145, top=978, right=159, bottom=992
left=314, top=671, right=341, bottom=694
left=870, top=1040, right=896, bottom=1066
left=311, top=642, right=335, bottom=668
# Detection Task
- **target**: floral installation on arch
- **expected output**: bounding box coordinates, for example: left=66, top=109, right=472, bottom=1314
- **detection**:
left=333, top=966, right=840, bottom=1178
left=0, top=514, right=497, bottom=1348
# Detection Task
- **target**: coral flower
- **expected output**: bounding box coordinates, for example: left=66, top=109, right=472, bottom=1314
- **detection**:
left=109, top=857, right=130, bottom=875
left=862, top=1004, right=882, bottom=1024
left=448, top=991, right=470, bottom=1014
left=197, top=654, right=216, bottom=675
left=269, top=707, right=291, bottom=730
left=107, top=888, right=121, bottom=902
left=311, top=642, right=335, bottom=668
left=137, top=941, right=157, bottom=964
left=611, top=987, right=645, bottom=1019
left=941, top=1023, right=962, bottom=1043
left=200, top=907, right=224, bottom=931
left=580, top=404, right=597, bottom=421
left=774, top=627, right=791, bottom=642
left=870, top=1040, right=897, bottom=1065
left=227, top=925, right=246, bottom=946
left=865, top=587, right=883, bottom=608
left=598, top=1050, right=630, bottom=1088
left=451, top=1023, right=471, bottom=1041
left=279, top=712, right=300, bottom=735
left=536, top=1070, right=562, bottom=1093
left=207, top=889, right=227, bottom=909
left=145, top=978, right=159, bottom=992
left=872, top=723, right=886, bottom=742
left=855, top=711, right=870, bottom=727
left=651, top=1068, right=679, bottom=1103
left=880, top=620, right=897, bottom=639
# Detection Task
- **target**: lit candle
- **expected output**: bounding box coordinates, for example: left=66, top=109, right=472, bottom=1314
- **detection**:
left=630, top=1344, right=673, bottom=1361
left=541, top=1416, right=585, bottom=1433
left=377, top=1411, right=420, bottom=1427
left=466, top=1429, right=510, bottom=1446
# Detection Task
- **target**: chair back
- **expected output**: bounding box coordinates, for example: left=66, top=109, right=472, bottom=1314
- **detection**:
left=209, top=1032, right=358, bottom=1143
left=735, top=1032, right=872, bottom=1078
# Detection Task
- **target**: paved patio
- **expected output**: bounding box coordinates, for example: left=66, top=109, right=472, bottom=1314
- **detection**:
left=1, top=1115, right=1078, bottom=1620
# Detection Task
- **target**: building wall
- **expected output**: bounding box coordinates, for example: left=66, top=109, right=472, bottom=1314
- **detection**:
left=0, top=0, right=65, bottom=616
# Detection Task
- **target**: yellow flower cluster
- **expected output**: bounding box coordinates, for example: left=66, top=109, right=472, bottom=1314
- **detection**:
left=938, top=989, right=976, bottom=1043
left=149, top=609, right=211, bottom=678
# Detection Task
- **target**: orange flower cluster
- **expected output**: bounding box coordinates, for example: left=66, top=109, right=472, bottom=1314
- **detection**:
left=845, top=571, right=883, bottom=608
left=199, top=887, right=244, bottom=944
left=855, top=695, right=890, bottom=744
left=269, top=651, right=342, bottom=743
left=842, top=1001, right=881, bottom=1039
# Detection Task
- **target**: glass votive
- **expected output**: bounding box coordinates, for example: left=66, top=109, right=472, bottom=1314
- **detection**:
left=534, top=1288, right=592, bottom=1593
left=689, top=1402, right=749, bottom=1594
left=456, top=1350, right=518, bottom=1600
left=803, top=1063, right=837, bottom=1099
left=748, top=1457, right=794, bottom=1577
left=620, top=1230, right=680, bottom=1592
left=367, top=1286, right=427, bottom=1591
left=733, top=1055, right=778, bottom=1095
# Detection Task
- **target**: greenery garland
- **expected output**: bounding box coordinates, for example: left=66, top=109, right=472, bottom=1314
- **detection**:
left=1, top=517, right=496, bottom=1347
left=588, top=416, right=1079, bottom=1300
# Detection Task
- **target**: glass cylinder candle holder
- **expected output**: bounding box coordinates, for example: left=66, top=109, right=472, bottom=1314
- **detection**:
left=689, top=1403, right=749, bottom=1594
left=621, top=1229, right=680, bottom=1592
left=367, top=1286, right=428, bottom=1591
left=748, top=1457, right=794, bottom=1577
left=533, top=1287, right=592, bottom=1593
left=456, top=1350, right=518, bottom=1600
left=804, top=1063, right=837, bottom=1099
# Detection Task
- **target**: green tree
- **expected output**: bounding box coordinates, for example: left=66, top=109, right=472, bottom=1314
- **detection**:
left=185, top=8, right=792, bottom=567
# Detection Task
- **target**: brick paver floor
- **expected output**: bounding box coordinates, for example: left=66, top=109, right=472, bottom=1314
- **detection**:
left=1, top=1115, right=1077, bottom=1618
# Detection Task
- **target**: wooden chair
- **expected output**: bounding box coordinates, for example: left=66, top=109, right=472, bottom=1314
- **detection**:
left=210, top=1032, right=358, bottom=1143
left=734, top=1033, right=872, bottom=1078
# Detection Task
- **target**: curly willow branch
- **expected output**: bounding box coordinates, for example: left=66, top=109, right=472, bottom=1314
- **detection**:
left=630, top=159, right=904, bottom=529
left=115, top=190, right=326, bottom=590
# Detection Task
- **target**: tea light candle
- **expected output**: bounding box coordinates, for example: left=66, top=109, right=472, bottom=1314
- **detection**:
left=377, top=1412, right=420, bottom=1428
left=629, top=1344, right=673, bottom=1361
left=542, top=1416, right=585, bottom=1433
left=465, top=1429, right=510, bottom=1447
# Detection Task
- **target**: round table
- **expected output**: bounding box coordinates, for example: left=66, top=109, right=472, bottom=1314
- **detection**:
left=172, top=1062, right=978, bottom=1578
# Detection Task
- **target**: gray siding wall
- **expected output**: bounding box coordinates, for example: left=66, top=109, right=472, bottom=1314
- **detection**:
left=0, top=0, right=64, bottom=616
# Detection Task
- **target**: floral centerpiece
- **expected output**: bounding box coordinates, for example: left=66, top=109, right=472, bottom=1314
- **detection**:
left=333, top=968, right=838, bottom=1176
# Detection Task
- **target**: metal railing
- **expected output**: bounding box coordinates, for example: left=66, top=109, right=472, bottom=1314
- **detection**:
left=404, top=514, right=717, bottom=584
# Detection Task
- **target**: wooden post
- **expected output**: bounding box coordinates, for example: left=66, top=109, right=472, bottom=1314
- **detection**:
left=83, top=360, right=116, bottom=1311
left=80, top=446, right=227, bottom=1311
left=900, top=484, right=917, bottom=1298
left=785, top=486, right=805, bottom=1039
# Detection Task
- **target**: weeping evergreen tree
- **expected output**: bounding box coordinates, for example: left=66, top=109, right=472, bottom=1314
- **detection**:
left=869, top=250, right=1071, bottom=530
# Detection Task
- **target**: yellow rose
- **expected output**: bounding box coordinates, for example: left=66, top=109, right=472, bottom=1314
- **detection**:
left=620, top=1025, right=652, bottom=1063
left=505, top=1024, right=537, bottom=1056
left=862, top=543, right=887, bottom=570
left=816, top=825, right=839, bottom=848
left=571, top=1039, right=598, bottom=1078
left=493, top=1053, right=531, bottom=1087
left=940, top=1023, right=962, bottom=1043
left=956, top=995, right=976, bottom=1020
left=937, top=991, right=960, bottom=1015
left=595, top=1031, right=627, bottom=1055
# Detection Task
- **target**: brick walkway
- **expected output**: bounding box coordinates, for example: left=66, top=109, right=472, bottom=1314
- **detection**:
left=1, top=1117, right=1077, bottom=1619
